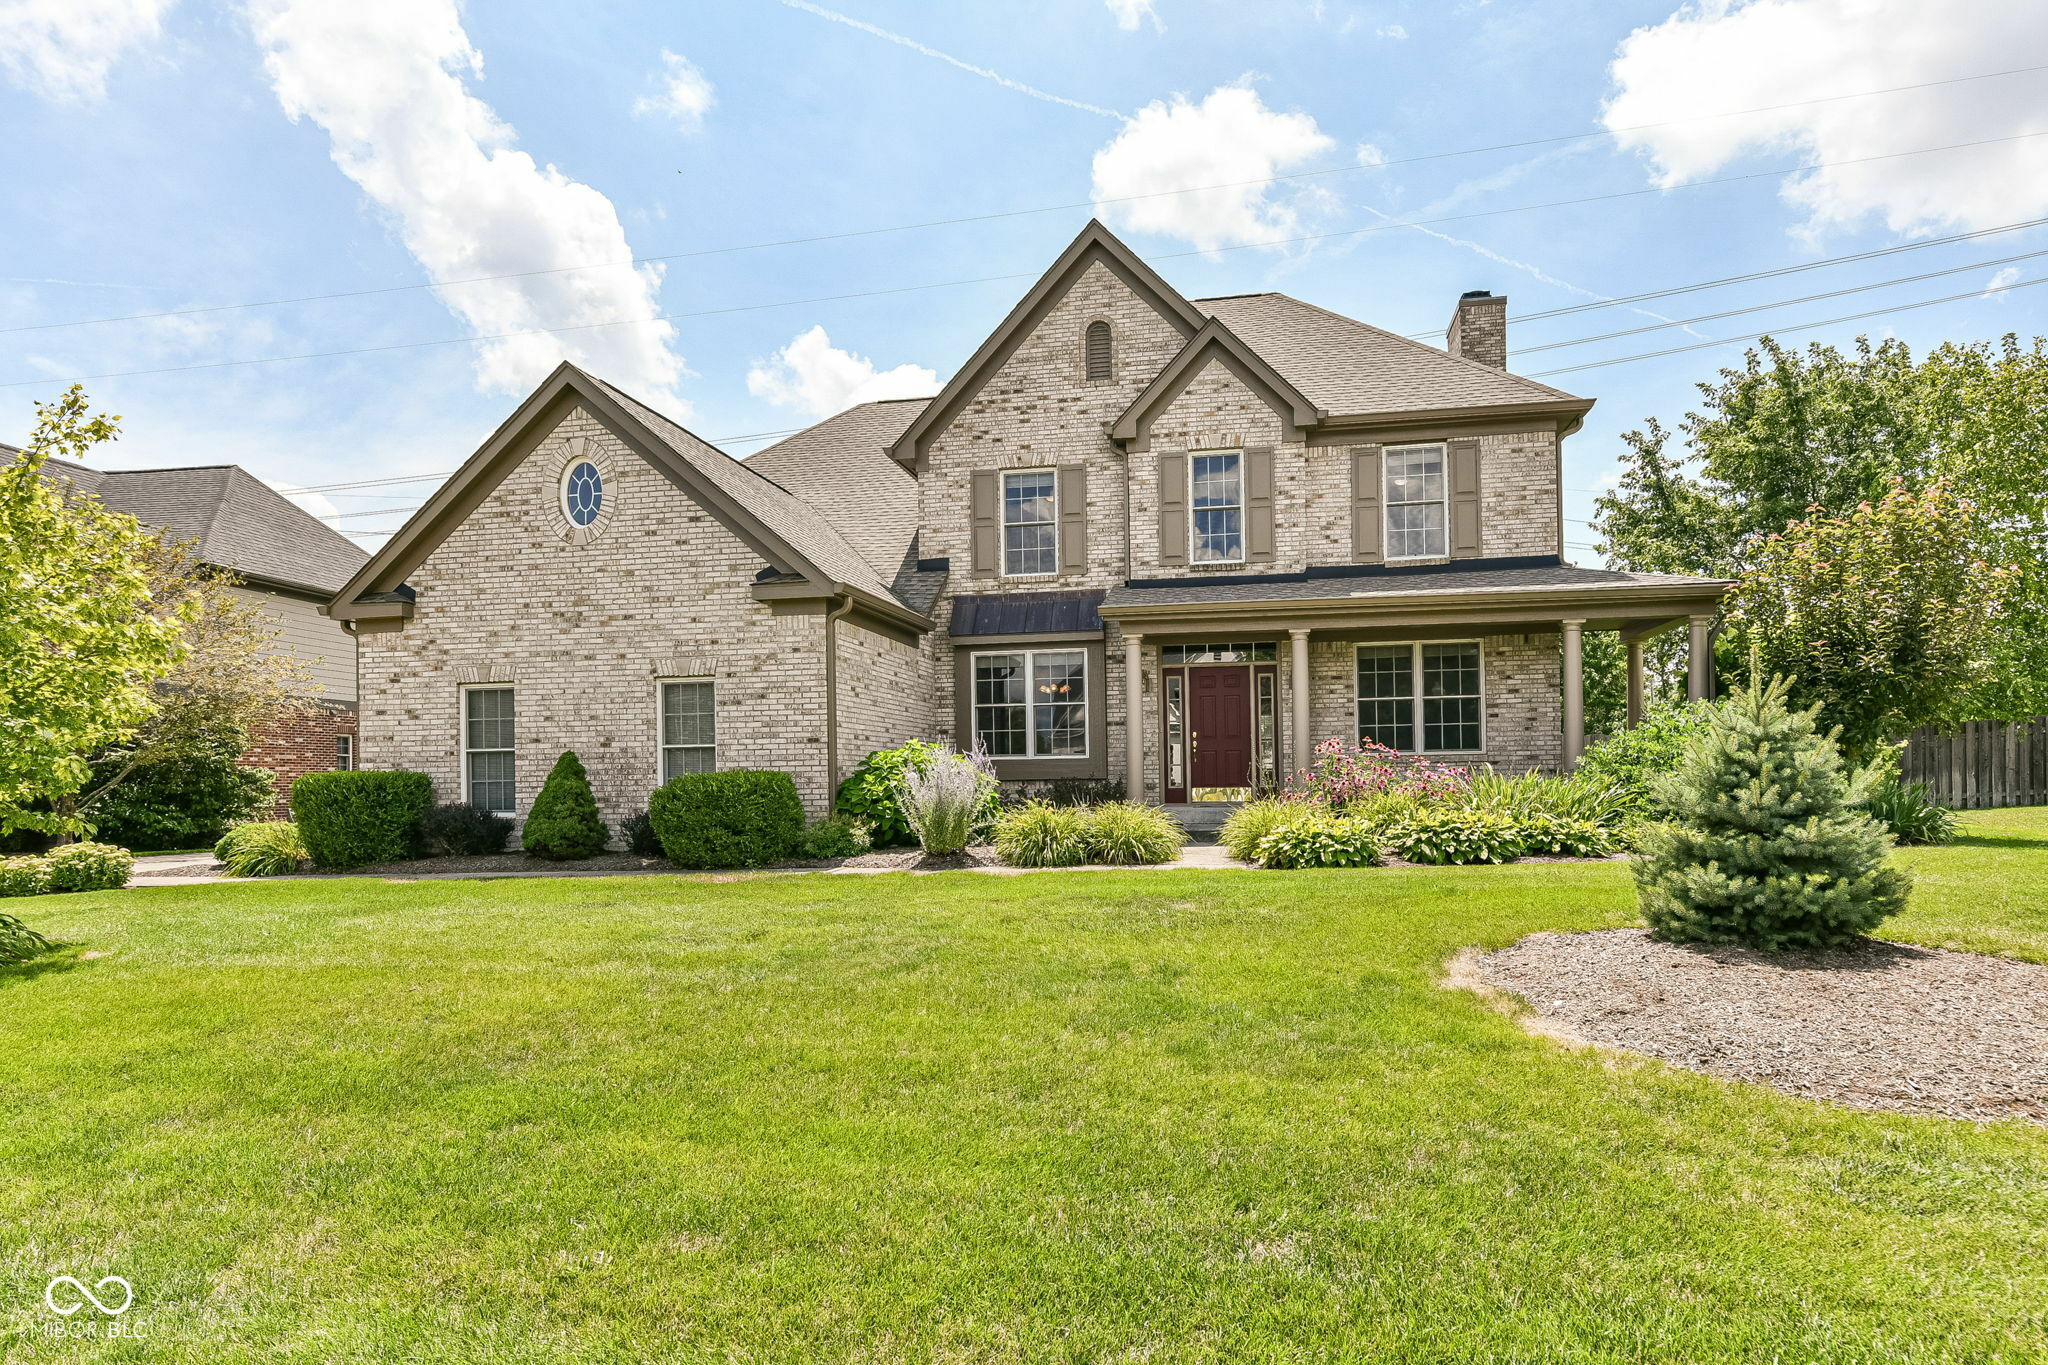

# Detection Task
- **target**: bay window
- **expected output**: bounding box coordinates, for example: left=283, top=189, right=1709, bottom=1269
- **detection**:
left=973, top=649, right=1088, bottom=757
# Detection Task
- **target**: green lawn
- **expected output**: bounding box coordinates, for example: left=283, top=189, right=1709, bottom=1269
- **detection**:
left=3, top=814, right=2046, bottom=1362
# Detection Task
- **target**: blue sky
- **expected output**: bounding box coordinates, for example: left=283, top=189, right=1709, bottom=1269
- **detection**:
left=3, top=0, right=2045, bottom=559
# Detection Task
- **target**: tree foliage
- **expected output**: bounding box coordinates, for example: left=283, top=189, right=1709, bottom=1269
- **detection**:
left=1634, top=678, right=1909, bottom=951
left=0, top=388, right=191, bottom=835
left=1594, top=334, right=2048, bottom=719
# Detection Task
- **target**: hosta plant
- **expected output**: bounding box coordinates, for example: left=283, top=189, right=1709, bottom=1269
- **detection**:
left=1254, top=812, right=1381, bottom=869
left=1382, top=809, right=1525, bottom=865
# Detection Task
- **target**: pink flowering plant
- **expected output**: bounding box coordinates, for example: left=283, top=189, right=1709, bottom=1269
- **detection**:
left=1286, top=737, right=1470, bottom=809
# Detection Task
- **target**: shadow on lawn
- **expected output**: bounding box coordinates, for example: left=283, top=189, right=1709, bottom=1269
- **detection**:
left=1947, top=831, right=2048, bottom=851
left=0, top=949, right=88, bottom=991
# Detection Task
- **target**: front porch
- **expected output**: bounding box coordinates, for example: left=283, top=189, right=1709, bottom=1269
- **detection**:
left=1102, top=560, right=1732, bottom=800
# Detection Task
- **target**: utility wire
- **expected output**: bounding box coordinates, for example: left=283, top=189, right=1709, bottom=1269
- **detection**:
left=9, top=61, right=2043, bottom=339
left=11, top=130, right=2045, bottom=393
left=1515, top=246, right=2048, bottom=354
left=1529, top=273, right=2048, bottom=377
left=277, top=423, right=808, bottom=495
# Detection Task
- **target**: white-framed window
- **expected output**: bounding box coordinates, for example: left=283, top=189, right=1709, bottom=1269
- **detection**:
left=1384, top=443, right=1448, bottom=560
left=334, top=735, right=354, bottom=771
left=462, top=686, right=516, bottom=814
left=1190, top=450, right=1244, bottom=564
left=659, top=679, right=716, bottom=782
left=1001, top=468, right=1058, bottom=577
left=972, top=649, right=1088, bottom=758
left=1355, top=642, right=1483, bottom=753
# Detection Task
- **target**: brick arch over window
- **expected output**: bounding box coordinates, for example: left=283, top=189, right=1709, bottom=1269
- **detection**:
left=1083, top=319, right=1113, bottom=381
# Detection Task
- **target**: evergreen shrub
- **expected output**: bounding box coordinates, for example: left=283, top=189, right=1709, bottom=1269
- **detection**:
left=521, top=753, right=609, bottom=860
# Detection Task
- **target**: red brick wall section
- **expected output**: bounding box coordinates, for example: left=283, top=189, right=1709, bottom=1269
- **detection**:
left=243, top=703, right=359, bottom=816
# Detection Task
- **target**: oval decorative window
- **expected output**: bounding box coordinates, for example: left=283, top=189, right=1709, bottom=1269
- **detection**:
left=562, top=460, right=603, bottom=527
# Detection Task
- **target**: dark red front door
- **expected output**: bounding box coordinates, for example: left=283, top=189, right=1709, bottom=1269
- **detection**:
left=1189, top=666, right=1253, bottom=792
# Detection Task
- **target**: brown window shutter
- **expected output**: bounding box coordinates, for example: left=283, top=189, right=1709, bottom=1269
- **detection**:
left=1450, top=437, right=1482, bottom=559
left=1058, top=463, right=1088, bottom=575
left=1245, top=446, right=1276, bottom=562
left=1350, top=445, right=1383, bottom=564
left=1157, top=450, right=1188, bottom=567
left=970, top=469, right=999, bottom=577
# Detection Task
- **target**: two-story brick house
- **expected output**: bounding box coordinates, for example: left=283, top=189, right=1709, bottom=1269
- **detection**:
left=328, top=221, right=1728, bottom=828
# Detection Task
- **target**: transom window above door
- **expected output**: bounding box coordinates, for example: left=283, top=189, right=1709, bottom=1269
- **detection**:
left=1002, top=469, right=1058, bottom=577
left=1190, top=451, right=1244, bottom=563
left=1384, top=444, right=1448, bottom=560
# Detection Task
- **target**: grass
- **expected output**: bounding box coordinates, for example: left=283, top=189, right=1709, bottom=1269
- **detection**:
left=1, top=812, right=2045, bottom=1362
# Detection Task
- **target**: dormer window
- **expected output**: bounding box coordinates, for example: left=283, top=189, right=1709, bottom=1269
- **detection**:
left=1083, top=321, right=1112, bottom=381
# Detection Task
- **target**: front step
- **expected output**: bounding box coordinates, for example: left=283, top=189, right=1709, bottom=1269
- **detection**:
left=1162, top=802, right=1241, bottom=836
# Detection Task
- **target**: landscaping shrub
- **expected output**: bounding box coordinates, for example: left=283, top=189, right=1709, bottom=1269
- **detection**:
left=1859, top=775, right=1957, bottom=846
left=1289, top=737, right=1470, bottom=807
left=1011, top=777, right=1128, bottom=808
left=994, top=802, right=1091, bottom=867
left=42, top=842, right=134, bottom=892
left=1254, top=811, right=1381, bottom=869
left=214, top=822, right=308, bottom=878
left=522, top=752, right=609, bottom=860
left=84, top=747, right=274, bottom=852
left=900, top=747, right=997, bottom=856
left=797, top=815, right=872, bottom=860
left=0, top=912, right=50, bottom=963
left=1219, top=799, right=1296, bottom=862
left=649, top=770, right=805, bottom=869
left=1083, top=802, right=1183, bottom=865
left=836, top=740, right=945, bottom=847
left=1634, top=678, right=1909, bottom=950
left=424, top=802, right=514, bottom=857
left=1510, top=813, right=1616, bottom=859
left=0, top=857, right=50, bottom=898
left=1382, top=809, right=1525, bottom=865
left=1455, top=770, right=1632, bottom=833
left=620, top=809, right=664, bottom=858
left=1575, top=702, right=1720, bottom=817
left=291, top=770, right=434, bottom=869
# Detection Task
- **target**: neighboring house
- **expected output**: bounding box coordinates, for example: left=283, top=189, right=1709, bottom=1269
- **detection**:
left=327, top=220, right=1729, bottom=830
left=11, top=448, right=370, bottom=807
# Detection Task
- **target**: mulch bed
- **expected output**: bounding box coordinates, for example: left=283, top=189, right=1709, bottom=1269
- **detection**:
left=1470, top=928, right=2048, bottom=1124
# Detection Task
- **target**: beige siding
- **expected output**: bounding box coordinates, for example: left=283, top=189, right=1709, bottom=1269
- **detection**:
left=357, top=404, right=838, bottom=827
left=231, top=585, right=356, bottom=703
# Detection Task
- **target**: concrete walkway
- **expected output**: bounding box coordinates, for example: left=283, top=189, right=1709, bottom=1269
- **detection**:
left=126, top=842, right=1250, bottom=888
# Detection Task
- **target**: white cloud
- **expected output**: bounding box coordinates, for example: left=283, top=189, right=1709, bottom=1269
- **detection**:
left=1106, top=0, right=1161, bottom=32
left=635, top=48, right=714, bottom=131
left=1604, top=0, right=2048, bottom=234
left=746, top=326, right=937, bottom=418
left=1984, top=265, right=2024, bottom=297
left=244, top=0, right=688, bottom=405
left=1091, top=84, right=1336, bottom=253
left=0, top=0, right=173, bottom=101
left=1376, top=24, right=1407, bottom=39
left=1354, top=141, right=1388, bottom=168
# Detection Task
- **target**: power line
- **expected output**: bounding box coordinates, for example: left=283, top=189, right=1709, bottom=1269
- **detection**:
left=12, top=130, right=2045, bottom=394
left=1515, top=246, right=2048, bottom=354
left=1401, top=214, right=2048, bottom=338
left=1529, top=273, right=2048, bottom=377
left=10, top=61, right=2043, bottom=339
left=276, top=423, right=809, bottom=495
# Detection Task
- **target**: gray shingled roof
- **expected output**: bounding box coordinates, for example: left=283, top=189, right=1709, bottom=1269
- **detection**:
left=1194, top=293, right=1584, bottom=418
left=745, top=398, right=929, bottom=580
left=15, top=449, right=369, bottom=595
left=586, top=376, right=908, bottom=606
left=1102, top=561, right=1727, bottom=608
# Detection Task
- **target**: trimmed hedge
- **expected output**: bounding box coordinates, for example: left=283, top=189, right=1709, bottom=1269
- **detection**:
left=522, top=752, right=609, bottom=861
left=649, top=770, right=805, bottom=869
left=424, top=803, right=513, bottom=857
left=291, top=770, right=434, bottom=869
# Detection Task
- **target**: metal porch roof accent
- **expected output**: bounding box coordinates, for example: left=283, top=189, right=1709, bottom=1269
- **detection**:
left=1101, top=560, right=1729, bottom=609
left=948, top=589, right=1106, bottom=637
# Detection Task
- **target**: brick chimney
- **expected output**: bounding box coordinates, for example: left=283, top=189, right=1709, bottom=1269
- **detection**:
left=1446, top=290, right=1507, bottom=369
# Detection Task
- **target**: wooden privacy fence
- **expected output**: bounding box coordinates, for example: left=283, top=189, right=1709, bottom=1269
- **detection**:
left=1901, top=717, right=2048, bottom=810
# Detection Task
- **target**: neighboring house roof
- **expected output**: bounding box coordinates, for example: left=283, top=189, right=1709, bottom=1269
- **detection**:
left=1193, top=292, right=1590, bottom=424
left=11, top=447, right=369, bottom=596
left=1101, top=559, right=1728, bottom=609
left=746, top=397, right=929, bottom=579
left=330, top=364, right=928, bottom=631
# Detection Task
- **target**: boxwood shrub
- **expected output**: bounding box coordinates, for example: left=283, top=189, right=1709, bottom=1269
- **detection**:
left=291, top=770, right=434, bottom=869
left=649, top=770, right=805, bottom=869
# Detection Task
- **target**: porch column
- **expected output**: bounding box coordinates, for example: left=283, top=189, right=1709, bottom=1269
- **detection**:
left=1687, top=614, right=1714, bottom=702
left=1123, top=631, right=1146, bottom=802
left=1562, top=618, right=1586, bottom=767
left=1289, top=628, right=1312, bottom=781
left=1625, top=638, right=1645, bottom=728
